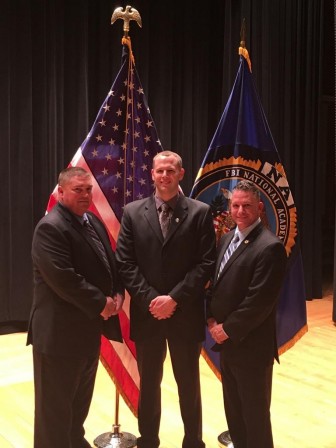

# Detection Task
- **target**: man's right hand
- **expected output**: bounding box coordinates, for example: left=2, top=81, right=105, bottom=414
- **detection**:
left=100, top=296, right=116, bottom=320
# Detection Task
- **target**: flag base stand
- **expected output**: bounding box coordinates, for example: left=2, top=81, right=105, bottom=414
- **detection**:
left=218, top=430, right=233, bottom=448
left=93, top=389, right=137, bottom=448
left=93, top=424, right=137, bottom=448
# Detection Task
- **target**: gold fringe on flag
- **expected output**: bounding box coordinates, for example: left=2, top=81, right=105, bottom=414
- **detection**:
left=239, top=46, right=252, bottom=72
left=122, top=36, right=135, bottom=65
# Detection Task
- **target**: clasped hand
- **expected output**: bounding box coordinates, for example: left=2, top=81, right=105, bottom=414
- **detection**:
left=149, top=295, right=177, bottom=320
left=100, top=293, right=124, bottom=320
left=207, top=318, right=228, bottom=344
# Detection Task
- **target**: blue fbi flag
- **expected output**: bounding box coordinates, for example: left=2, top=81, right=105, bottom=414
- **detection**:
left=190, top=47, right=308, bottom=376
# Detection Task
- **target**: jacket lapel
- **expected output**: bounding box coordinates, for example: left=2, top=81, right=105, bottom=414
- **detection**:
left=143, top=194, right=189, bottom=244
left=214, top=231, right=234, bottom=279
left=144, top=196, right=163, bottom=242
left=89, top=216, right=118, bottom=277
left=56, top=203, right=113, bottom=275
left=215, top=222, right=264, bottom=281
left=164, top=195, right=188, bottom=243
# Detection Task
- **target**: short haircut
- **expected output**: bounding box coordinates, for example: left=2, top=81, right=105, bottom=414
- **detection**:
left=152, top=151, right=183, bottom=169
left=58, top=167, right=91, bottom=186
left=233, top=180, right=261, bottom=200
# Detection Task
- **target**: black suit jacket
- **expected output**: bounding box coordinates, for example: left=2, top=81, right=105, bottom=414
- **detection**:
left=27, top=203, right=123, bottom=357
left=116, top=194, right=216, bottom=342
left=208, top=222, right=287, bottom=365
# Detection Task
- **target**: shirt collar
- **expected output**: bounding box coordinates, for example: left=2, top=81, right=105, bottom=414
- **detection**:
left=235, top=217, right=261, bottom=242
left=154, top=193, right=179, bottom=211
left=82, top=212, right=90, bottom=226
left=58, top=201, right=85, bottom=225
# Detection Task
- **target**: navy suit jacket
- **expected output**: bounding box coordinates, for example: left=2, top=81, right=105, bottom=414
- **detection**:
left=27, top=203, right=123, bottom=357
left=208, top=222, right=287, bottom=366
left=116, top=194, right=216, bottom=342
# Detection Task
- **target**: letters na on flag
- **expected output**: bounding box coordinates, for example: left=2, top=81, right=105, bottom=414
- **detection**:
left=47, top=37, right=162, bottom=416
left=190, top=46, right=308, bottom=377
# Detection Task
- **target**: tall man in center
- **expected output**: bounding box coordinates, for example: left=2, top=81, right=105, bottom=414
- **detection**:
left=116, top=150, right=216, bottom=448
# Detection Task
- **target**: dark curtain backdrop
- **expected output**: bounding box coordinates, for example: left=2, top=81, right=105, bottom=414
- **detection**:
left=0, top=0, right=334, bottom=333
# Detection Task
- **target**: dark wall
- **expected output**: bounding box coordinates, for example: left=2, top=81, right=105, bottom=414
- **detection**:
left=0, top=0, right=334, bottom=332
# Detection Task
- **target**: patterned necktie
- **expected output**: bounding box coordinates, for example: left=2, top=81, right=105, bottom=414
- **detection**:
left=83, top=218, right=111, bottom=275
left=159, top=203, right=171, bottom=238
left=218, top=234, right=240, bottom=277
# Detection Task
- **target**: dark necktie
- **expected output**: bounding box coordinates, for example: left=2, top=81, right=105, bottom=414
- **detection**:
left=83, top=218, right=111, bottom=275
left=159, top=203, right=171, bottom=238
left=218, top=234, right=240, bottom=277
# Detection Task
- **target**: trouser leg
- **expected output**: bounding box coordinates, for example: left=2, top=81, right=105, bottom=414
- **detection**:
left=169, top=338, right=205, bottom=448
left=33, top=349, right=99, bottom=448
left=136, top=337, right=166, bottom=448
left=220, top=356, right=274, bottom=448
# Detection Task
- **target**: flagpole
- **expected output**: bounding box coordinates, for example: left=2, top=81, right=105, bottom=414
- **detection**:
left=217, top=21, right=247, bottom=448
left=94, top=6, right=143, bottom=448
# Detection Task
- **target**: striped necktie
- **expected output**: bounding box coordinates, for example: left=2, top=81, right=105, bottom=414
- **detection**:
left=83, top=218, right=111, bottom=276
left=218, top=234, right=240, bottom=277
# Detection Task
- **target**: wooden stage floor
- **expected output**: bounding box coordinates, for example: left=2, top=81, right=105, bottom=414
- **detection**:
left=0, top=292, right=335, bottom=448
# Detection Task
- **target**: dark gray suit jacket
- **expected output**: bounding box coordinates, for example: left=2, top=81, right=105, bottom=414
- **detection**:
left=116, top=194, right=216, bottom=342
left=208, top=222, right=287, bottom=365
left=27, top=203, right=122, bottom=357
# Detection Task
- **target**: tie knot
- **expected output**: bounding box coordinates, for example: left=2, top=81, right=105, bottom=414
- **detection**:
left=232, top=234, right=239, bottom=244
left=83, top=218, right=92, bottom=229
left=160, top=203, right=170, bottom=213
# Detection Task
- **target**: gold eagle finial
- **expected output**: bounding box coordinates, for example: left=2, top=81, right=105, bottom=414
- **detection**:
left=111, top=5, right=142, bottom=37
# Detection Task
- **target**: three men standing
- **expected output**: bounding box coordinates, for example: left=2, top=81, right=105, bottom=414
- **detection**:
left=28, top=160, right=286, bottom=448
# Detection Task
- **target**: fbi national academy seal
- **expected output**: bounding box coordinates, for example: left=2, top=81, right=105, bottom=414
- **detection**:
left=192, top=156, right=297, bottom=256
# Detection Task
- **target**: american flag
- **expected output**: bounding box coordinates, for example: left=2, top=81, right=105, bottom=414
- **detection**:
left=47, top=37, right=162, bottom=416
